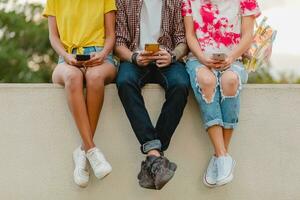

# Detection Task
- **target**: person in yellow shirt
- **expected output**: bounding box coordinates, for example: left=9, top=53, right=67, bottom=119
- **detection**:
left=43, top=0, right=117, bottom=187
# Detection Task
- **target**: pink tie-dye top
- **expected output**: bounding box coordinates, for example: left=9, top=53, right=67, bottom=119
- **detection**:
left=182, top=0, right=260, bottom=56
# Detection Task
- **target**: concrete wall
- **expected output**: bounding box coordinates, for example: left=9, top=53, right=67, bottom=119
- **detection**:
left=0, top=84, right=299, bottom=200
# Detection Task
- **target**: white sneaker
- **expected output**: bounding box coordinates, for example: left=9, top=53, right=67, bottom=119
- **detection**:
left=216, top=154, right=236, bottom=186
left=203, top=156, right=217, bottom=187
left=86, top=147, right=112, bottom=179
left=73, top=146, right=89, bottom=187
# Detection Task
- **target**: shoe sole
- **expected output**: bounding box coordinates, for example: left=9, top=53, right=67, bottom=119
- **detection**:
left=155, top=171, right=175, bottom=190
left=73, top=151, right=89, bottom=188
left=216, top=160, right=236, bottom=186
left=203, top=172, right=217, bottom=188
left=95, top=165, right=112, bottom=179
left=73, top=168, right=89, bottom=188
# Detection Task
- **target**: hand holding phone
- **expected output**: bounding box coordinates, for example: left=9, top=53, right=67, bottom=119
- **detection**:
left=76, top=54, right=91, bottom=61
left=145, top=43, right=160, bottom=54
left=212, top=53, right=227, bottom=62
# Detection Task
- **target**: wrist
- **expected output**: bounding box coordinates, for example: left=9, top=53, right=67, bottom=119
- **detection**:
left=197, top=53, right=207, bottom=63
left=131, top=52, right=139, bottom=65
left=61, top=52, right=69, bottom=58
left=101, top=48, right=110, bottom=57
left=170, top=51, right=177, bottom=64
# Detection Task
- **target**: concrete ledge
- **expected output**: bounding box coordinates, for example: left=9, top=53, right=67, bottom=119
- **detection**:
left=0, top=84, right=300, bottom=200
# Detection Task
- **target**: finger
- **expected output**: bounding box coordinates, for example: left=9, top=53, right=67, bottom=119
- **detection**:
left=147, top=56, right=159, bottom=60
left=140, top=51, right=153, bottom=56
left=140, top=60, right=150, bottom=65
left=85, top=56, right=102, bottom=65
left=85, top=61, right=103, bottom=68
left=156, top=60, right=168, bottom=66
left=90, top=52, right=97, bottom=58
left=156, top=62, right=168, bottom=67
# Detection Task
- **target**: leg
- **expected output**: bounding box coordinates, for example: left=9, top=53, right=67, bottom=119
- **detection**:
left=155, top=62, right=190, bottom=151
left=223, top=129, right=233, bottom=152
left=85, top=63, right=117, bottom=137
left=52, top=63, right=95, bottom=151
left=220, top=70, right=241, bottom=150
left=116, top=62, right=161, bottom=154
left=195, top=67, right=226, bottom=156
left=186, top=62, right=225, bottom=156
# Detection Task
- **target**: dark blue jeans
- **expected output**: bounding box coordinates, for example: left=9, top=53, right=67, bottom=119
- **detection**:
left=116, top=61, right=190, bottom=154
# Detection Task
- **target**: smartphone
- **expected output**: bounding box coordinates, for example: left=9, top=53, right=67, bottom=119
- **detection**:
left=212, top=53, right=227, bottom=61
left=76, top=54, right=91, bottom=61
left=145, top=43, right=160, bottom=54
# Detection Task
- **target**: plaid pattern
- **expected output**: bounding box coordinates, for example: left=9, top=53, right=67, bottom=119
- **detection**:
left=115, top=0, right=186, bottom=52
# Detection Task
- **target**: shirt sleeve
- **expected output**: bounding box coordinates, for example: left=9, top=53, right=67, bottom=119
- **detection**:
left=240, top=0, right=261, bottom=18
left=42, top=0, right=56, bottom=17
left=104, top=0, right=117, bottom=14
left=181, top=0, right=192, bottom=17
left=115, top=0, right=130, bottom=48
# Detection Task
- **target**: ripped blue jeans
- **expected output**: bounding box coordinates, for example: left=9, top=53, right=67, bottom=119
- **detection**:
left=186, top=59, right=248, bottom=130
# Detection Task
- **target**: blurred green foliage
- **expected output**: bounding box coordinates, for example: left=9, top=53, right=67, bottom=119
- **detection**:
left=0, top=0, right=55, bottom=83
left=0, top=0, right=287, bottom=84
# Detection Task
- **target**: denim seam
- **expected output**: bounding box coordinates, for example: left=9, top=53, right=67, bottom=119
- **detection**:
left=159, top=70, right=169, bottom=90
left=137, top=68, right=151, bottom=87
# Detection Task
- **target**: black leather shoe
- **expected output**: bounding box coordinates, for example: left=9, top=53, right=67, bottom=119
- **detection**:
left=138, top=156, right=156, bottom=189
left=150, top=156, right=175, bottom=190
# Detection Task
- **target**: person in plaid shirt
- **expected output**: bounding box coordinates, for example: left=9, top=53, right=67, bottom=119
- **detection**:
left=115, top=0, right=190, bottom=190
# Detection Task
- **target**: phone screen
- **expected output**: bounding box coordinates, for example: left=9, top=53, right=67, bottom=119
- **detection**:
left=145, top=44, right=160, bottom=54
left=76, top=54, right=91, bottom=61
left=212, top=53, right=227, bottom=61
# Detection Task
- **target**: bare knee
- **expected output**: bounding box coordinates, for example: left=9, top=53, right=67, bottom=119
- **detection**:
left=85, top=71, right=105, bottom=91
left=221, top=71, right=239, bottom=96
left=197, top=68, right=217, bottom=102
left=64, top=71, right=83, bottom=93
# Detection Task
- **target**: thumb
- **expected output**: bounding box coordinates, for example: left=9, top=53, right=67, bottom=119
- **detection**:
left=90, top=52, right=97, bottom=58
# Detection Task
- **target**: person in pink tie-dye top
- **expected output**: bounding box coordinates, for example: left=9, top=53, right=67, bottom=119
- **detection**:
left=182, top=0, right=260, bottom=187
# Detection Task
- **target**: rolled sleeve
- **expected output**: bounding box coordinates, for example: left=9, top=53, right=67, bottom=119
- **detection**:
left=104, top=0, right=117, bottom=14
left=42, top=0, right=56, bottom=17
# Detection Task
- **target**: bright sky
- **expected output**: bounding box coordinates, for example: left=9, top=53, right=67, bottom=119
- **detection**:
left=18, top=0, right=300, bottom=80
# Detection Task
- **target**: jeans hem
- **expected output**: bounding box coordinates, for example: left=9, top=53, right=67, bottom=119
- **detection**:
left=141, top=139, right=162, bottom=154
left=205, top=119, right=224, bottom=130
left=223, top=122, right=238, bottom=129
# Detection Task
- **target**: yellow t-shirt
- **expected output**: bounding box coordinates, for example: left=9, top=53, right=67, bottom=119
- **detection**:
left=43, top=0, right=116, bottom=53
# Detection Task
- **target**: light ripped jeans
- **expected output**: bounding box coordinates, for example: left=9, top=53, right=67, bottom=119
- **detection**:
left=186, top=59, right=248, bottom=130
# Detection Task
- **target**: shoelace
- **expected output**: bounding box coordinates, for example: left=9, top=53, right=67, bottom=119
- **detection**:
left=89, top=150, right=104, bottom=168
left=217, top=157, right=226, bottom=176
left=77, top=152, right=87, bottom=170
left=148, top=157, right=164, bottom=178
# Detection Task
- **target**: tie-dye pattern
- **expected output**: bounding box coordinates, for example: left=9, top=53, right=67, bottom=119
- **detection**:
left=182, top=0, right=260, bottom=56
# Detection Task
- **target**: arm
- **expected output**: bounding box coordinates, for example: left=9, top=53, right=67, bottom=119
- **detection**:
left=85, top=11, right=116, bottom=67
left=48, top=16, right=77, bottom=65
left=114, top=0, right=132, bottom=61
left=183, top=16, right=219, bottom=68
left=224, top=16, right=255, bottom=65
left=114, top=0, right=152, bottom=66
left=172, top=1, right=189, bottom=60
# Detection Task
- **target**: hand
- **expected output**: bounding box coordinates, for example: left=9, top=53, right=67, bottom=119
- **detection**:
left=148, top=49, right=172, bottom=68
left=84, top=52, right=107, bottom=68
left=136, top=51, right=153, bottom=67
left=63, top=53, right=79, bottom=66
left=216, top=55, right=235, bottom=71
left=198, top=55, right=221, bottom=69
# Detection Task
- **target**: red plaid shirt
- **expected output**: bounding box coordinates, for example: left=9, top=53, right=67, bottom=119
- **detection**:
left=115, top=0, right=186, bottom=53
